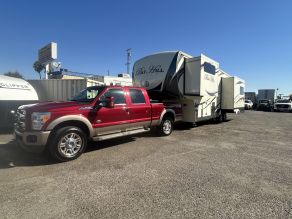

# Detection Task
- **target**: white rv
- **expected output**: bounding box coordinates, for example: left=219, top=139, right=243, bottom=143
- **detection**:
left=0, top=75, right=38, bottom=131
left=133, top=51, right=245, bottom=124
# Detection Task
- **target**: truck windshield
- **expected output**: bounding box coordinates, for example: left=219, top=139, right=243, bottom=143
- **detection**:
left=71, top=86, right=105, bottom=102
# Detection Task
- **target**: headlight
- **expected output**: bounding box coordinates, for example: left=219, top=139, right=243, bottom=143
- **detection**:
left=31, top=112, right=51, bottom=130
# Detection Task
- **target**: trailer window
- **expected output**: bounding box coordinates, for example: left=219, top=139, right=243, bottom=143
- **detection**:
left=129, top=89, right=146, bottom=104
left=204, top=62, right=216, bottom=75
left=240, top=86, right=244, bottom=95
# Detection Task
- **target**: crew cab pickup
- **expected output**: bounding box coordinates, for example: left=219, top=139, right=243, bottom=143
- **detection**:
left=14, top=86, right=175, bottom=161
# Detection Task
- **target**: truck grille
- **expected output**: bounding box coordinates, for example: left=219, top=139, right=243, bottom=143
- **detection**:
left=15, top=109, right=26, bottom=132
left=276, top=105, right=289, bottom=109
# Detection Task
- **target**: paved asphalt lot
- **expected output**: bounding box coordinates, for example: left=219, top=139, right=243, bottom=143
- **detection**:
left=0, top=111, right=291, bottom=218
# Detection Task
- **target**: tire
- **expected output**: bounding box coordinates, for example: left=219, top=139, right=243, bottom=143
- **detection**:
left=214, top=114, right=223, bottom=123
left=48, top=126, right=87, bottom=162
left=158, top=117, right=173, bottom=136
left=222, top=113, right=227, bottom=122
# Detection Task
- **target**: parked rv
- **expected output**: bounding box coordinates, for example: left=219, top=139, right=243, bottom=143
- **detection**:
left=0, top=75, right=38, bottom=131
left=14, top=86, right=173, bottom=161
left=133, top=51, right=245, bottom=125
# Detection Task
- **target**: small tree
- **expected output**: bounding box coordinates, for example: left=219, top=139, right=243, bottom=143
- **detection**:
left=289, top=94, right=292, bottom=101
left=33, top=61, right=45, bottom=79
left=4, top=71, right=24, bottom=79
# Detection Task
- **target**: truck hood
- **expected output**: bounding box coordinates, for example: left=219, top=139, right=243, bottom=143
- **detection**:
left=19, top=101, right=93, bottom=112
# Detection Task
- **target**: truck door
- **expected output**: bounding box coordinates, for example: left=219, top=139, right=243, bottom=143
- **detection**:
left=127, top=88, right=151, bottom=130
left=94, top=88, right=130, bottom=135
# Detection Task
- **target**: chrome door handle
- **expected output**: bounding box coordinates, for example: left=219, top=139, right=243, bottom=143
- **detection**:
left=123, top=107, right=130, bottom=113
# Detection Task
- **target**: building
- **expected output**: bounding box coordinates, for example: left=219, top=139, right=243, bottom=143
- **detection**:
left=61, top=75, right=104, bottom=87
left=95, top=74, right=132, bottom=86
left=245, top=92, right=257, bottom=103
left=258, top=89, right=275, bottom=103
left=62, top=73, right=132, bottom=86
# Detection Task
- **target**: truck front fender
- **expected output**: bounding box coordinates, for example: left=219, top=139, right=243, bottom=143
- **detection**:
left=46, top=115, right=94, bottom=137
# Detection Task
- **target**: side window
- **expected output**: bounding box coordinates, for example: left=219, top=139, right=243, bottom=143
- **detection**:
left=204, top=62, right=216, bottom=75
left=129, top=89, right=146, bottom=104
left=240, top=86, right=244, bottom=95
left=100, top=89, right=126, bottom=104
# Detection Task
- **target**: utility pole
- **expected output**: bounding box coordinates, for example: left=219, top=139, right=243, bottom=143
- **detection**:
left=126, top=48, right=131, bottom=75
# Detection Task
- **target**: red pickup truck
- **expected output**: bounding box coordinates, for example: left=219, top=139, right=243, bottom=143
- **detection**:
left=14, top=86, right=176, bottom=161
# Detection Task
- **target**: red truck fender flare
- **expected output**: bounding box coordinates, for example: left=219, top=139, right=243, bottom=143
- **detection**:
left=46, top=115, right=94, bottom=137
left=160, top=109, right=176, bottom=123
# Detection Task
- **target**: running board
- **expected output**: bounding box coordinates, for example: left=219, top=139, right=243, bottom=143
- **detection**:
left=92, top=128, right=149, bottom=141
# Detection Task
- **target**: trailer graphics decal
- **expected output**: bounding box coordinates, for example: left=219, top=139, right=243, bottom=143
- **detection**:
left=135, top=65, right=164, bottom=76
left=163, top=52, right=180, bottom=97
left=0, top=82, right=30, bottom=90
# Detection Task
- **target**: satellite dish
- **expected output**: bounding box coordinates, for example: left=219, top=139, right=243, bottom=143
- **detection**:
left=51, top=62, right=61, bottom=68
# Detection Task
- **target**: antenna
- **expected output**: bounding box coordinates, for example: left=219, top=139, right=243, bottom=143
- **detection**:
left=126, top=48, right=131, bottom=75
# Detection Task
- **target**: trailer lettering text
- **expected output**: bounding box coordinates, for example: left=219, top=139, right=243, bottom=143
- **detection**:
left=148, top=65, right=164, bottom=74
left=135, top=65, right=164, bottom=76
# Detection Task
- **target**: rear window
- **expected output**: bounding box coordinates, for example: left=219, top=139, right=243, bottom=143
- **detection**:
left=129, top=89, right=146, bottom=104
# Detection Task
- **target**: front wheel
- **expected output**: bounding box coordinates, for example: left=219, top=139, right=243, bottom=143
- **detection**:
left=48, top=126, right=87, bottom=162
left=158, top=117, right=173, bottom=136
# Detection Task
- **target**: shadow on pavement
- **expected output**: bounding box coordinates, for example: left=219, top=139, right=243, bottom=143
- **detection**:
left=0, top=120, right=232, bottom=169
left=0, top=139, right=55, bottom=169
left=0, top=137, right=138, bottom=169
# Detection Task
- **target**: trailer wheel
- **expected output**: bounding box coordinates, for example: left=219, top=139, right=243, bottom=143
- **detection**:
left=222, top=113, right=227, bottom=122
left=48, top=126, right=87, bottom=162
left=158, top=117, right=173, bottom=136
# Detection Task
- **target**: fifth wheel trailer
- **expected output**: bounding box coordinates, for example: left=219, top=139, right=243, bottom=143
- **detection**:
left=133, top=51, right=245, bottom=123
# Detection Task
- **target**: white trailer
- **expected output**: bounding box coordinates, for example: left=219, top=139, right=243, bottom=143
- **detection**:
left=0, top=75, right=39, bottom=131
left=221, top=76, right=245, bottom=111
left=133, top=51, right=245, bottom=123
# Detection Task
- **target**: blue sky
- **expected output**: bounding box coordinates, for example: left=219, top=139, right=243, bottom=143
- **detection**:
left=0, top=0, right=291, bottom=94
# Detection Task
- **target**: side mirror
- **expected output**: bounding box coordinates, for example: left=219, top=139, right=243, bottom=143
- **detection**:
left=105, top=96, right=115, bottom=108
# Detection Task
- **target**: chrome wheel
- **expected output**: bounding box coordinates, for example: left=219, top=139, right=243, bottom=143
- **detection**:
left=58, top=132, right=83, bottom=158
left=163, top=120, right=172, bottom=135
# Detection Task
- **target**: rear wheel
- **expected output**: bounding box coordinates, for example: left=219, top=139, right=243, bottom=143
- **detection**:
left=48, top=126, right=87, bottom=162
left=222, top=113, right=227, bottom=122
left=158, top=117, right=173, bottom=136
left=215, top=112, right=227, bottom=123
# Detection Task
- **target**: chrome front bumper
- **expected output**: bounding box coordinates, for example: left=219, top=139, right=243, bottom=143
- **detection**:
left=14, top=130, right=51, bottom=152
